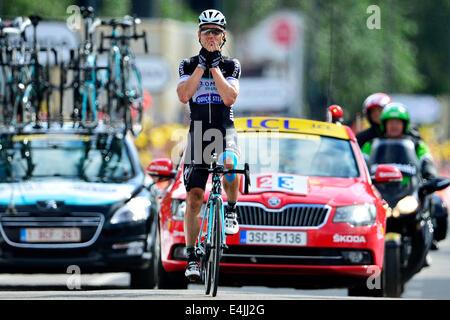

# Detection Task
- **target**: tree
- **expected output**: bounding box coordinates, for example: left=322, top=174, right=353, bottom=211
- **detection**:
left=221, top=0, right=428, bottom=120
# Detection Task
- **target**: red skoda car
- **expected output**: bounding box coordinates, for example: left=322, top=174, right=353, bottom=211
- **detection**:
left=148, top=117, right=397, bottom=296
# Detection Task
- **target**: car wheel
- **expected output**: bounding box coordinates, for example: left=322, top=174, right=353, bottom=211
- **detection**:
left=347, top=261, right=385, bottom=297
left=384, top=241, right=403, bottom=297
left=129, top=230, right=158, bottom=289
left=156, top=226, right=188, bottom=289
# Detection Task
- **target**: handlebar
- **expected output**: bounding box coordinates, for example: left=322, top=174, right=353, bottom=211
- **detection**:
left=185, top=162, right=251, bottom=195
left=99, top=16, right=148, bottom=53
left=99, top=30, right=148, bottom=53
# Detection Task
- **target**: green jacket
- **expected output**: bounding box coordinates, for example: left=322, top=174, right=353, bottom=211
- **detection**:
left=361, top=139, right=431, bottom=160
left=361, top=137, right=435, bottom=183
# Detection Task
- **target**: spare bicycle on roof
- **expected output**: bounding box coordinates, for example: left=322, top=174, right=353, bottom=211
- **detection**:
left=0, top=8, right=148, bottom=137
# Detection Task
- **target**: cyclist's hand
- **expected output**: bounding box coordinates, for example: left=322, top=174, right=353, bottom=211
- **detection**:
left=198, top=48, right=208, bottom=70
left=208, top=50, right=222, bottom=68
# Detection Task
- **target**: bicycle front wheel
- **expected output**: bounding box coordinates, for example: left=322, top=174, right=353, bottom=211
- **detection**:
left=205, top=198, right=222, bottom=297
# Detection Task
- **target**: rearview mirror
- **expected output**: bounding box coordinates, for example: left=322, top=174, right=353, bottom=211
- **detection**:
left=372, top=164, right=403, bottom=184
left=419, top=177, right=450, bottom=196
left=146, top=158, right=177, bottom=179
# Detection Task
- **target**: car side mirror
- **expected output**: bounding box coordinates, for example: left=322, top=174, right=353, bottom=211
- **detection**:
left=146, top=158, right=177, bottom=179
left=372, top=164, right=403, bottom=184
left=419, top=177, right=450, bottom=197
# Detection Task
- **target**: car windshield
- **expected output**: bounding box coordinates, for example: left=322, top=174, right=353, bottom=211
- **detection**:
left=368, top=138, right=420, bottom=206
left=237, top=132, right=359, bottom=178
left=368, top=138, right=419, bottom=177
left=0, top=133, right=134, bottom=182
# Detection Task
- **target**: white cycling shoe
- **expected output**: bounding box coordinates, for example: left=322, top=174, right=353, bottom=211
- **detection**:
left=225, top=211, right=239, bottom=235
left=185, top=261, right=200, bottom=280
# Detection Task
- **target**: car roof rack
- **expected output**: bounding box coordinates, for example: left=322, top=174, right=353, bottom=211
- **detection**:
left=0, top=120, right=128, bottom=137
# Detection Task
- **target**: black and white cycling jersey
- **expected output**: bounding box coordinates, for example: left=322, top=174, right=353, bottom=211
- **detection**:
left=178, top=55, right=241, bottom=130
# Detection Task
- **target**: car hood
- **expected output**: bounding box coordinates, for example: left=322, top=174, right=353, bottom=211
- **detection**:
left=239, top=175, right=374, bottom=208
left=0, top=180, right=138, bottom=206
left=171, top=172, right=374, bottom=207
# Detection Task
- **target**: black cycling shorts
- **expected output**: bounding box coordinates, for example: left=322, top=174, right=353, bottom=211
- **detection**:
left=183, top=126, right=240, bottom=192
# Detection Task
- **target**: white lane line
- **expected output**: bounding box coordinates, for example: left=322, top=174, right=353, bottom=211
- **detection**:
left=86, top=273, right=130, bottom=287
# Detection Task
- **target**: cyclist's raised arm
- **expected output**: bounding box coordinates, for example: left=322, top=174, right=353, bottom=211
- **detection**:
left=210, top=58, right=240, bottom=107
left=177, top=59, right=204, bottom=104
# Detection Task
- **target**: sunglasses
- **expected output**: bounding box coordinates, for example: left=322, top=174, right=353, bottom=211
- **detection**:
left=200, top=28, right=224, bottom=36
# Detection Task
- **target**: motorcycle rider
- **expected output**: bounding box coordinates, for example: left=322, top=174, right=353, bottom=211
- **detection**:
left=361, top=103, right=436, bottom=179
left=361, top=103, right=446, bottom=249
left=356, top=93, right=423, bottom=148
left=356, top=93, right=392, bottom=148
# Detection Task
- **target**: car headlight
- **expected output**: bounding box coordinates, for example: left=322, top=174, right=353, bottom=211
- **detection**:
left=333, top=204, right=377, bottom=226
left=171, top=199, right=186, bottom=221
left=392, top=196, right=419, bottom=217
left=110, top=197, right=151, bottom=224
left=171, top=200, right=207, bottom=221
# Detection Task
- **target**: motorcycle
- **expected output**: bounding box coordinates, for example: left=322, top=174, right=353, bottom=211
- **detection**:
left=367, top=138, right=450, bottom=297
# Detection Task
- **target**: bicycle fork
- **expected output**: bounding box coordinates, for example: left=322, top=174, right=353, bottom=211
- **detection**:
left=196, top=195, right=226, bottom=255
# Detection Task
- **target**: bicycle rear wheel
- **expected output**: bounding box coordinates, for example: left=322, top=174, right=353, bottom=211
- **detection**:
left=124, top=59, right=143, bottom=136
left=204, top=198, right=222, bottom=297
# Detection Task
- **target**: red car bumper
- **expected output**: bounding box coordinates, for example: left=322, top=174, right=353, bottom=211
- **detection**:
left=161, top=218, right=385, bottom=284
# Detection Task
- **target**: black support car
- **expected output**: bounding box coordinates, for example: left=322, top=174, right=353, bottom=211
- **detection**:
left=0, top=123, right=158, bottom=288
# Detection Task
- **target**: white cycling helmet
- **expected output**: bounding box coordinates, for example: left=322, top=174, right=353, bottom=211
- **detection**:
left=198, top=9, right=227, bottom=29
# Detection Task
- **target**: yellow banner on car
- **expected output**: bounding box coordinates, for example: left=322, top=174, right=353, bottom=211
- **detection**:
left=234, top=117, right=350, bottom=140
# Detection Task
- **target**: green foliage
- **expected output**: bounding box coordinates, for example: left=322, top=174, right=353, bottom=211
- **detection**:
left=0, top=0, right=130, bottom=19
left=98, top=0, right=130, bottom=18
left=315, top=1, right=424, bottom=117
left=0, top=0, right=73, bottom=18
left=224, top=0, right=433, bottom=119
left=158, top=0, right=197, bottom=22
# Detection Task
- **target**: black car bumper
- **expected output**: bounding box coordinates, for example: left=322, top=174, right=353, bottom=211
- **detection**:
left=0, top=220, right=154, bottom=273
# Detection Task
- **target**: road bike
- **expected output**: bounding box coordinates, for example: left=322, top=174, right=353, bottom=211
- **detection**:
left=0, top=17, right=31, bottom=126
left=185, top=154, right=250, bottom=297
left=99, top=15, right=148, bottom=136
left=62, top=6, right=108, bottom=129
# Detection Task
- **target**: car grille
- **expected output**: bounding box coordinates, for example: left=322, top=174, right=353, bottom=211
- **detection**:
left=0, top=212, right=104, bottom=248
left=236, top=203, right=330, bottom=228
left=221, top=246, right=373, bottom=266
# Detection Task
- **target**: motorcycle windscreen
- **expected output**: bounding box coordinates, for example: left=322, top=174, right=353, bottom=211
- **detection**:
left=368, top=138, right=420, bottom=207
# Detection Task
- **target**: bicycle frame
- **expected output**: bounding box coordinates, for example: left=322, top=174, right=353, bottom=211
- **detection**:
left=197, top=174, right=226, bottom=251
left=187, top=156, right=250, bottom=296
left=100, top=16, right=147, bottom=136
left=106, top=31, right=143, bottom=106
left=80, top=53, right=99, bottom=123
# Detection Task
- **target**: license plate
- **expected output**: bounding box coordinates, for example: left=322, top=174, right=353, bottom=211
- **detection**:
left=20, top=228, right=82, bottom=243
left=240, top=230, right=307, bottom=246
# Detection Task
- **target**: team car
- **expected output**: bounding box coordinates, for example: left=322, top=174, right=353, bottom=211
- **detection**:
left=148, top=117, right=397, bottom=295
left=0, top=123, right=158, bottom=288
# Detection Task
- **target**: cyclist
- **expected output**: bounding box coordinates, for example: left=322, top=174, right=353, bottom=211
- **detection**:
left=356, top=93, right=392, bottom=148
left=176, top=9, right=241, bottom=280
left=326, top=104, right=344, bottom=125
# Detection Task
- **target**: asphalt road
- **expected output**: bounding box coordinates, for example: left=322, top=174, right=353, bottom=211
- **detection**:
left=0, top=222, right=448, bottom=300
